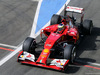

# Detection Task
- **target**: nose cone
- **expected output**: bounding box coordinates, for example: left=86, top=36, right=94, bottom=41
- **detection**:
left=44, top=33, right=61, bottom=49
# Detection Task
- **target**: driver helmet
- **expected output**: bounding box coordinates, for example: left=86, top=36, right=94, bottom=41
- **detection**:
left=58, top=23, right=65, bottom=33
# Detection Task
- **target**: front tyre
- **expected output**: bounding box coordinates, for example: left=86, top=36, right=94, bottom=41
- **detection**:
left=63, top=44, right=76, bottom=63
left=71, top=46, right=76, bottom=63
left=23, top=37, right=36, bottom=53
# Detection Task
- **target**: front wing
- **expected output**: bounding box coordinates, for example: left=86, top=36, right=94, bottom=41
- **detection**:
left=17, top=51, right=69, bottom=71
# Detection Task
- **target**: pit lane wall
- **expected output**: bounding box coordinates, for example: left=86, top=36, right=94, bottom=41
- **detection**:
left=30, top=0, right=70, bottom=38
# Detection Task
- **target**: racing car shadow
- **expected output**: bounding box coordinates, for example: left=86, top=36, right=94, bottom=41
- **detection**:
left=71, top=27, right=100, bottom=69
left=63, top=27, right=100, bottom=74
left=76, top=27, right=100, bottom=57
left=62, top=27, right=100, bottom=74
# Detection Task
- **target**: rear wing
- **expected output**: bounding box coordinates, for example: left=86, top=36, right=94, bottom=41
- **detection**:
left=64, top=6, right=84, bottom=23
left=66, top=6, right=84, bottom=14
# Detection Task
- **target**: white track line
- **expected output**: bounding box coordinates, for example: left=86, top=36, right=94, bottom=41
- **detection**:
left=75, top=59, right=100, bottom=67
left=86, top=62, right=100, bottom=67
left=0, top=43, right=17, bottom=48
left=85, top=73, right=100, bottom=75
left=0, top=0, right=70, bottom=66
left=0, top=45, right=22, bottom=66
left=35, top=0, right=71, bottom=37
left=30, top=0, right=43, bottom=38
left=57, top=0, right=70, bottom=14
left=0, top=0, right=43, bottom=66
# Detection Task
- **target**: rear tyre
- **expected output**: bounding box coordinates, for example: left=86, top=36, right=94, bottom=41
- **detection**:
left=23, top=37, right=36, bottom=53
left=82, top=20, right=93, bottom=35
left=50, top=14, right=61, bottom=25
left=64, top=44, right=76, bottom=63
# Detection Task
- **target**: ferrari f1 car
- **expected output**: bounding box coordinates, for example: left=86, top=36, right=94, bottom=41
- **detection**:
left=17, top=6, right=93, bottom=71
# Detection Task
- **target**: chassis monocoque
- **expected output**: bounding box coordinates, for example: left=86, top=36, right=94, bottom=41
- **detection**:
left=17, top=6, right=93, bottom=71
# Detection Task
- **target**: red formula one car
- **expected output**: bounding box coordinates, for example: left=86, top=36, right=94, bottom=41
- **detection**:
left=17, top=6, right=93, bottom=71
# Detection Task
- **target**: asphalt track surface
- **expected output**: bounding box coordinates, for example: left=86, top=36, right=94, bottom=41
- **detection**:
left=0, top=0, right=100, bottom=75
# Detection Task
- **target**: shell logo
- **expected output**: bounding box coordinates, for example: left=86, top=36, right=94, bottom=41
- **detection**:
left=43, top=49, right=49, bottom=53
left=21, top=55, right=24, bottom=58
left=41, top=55, right=46, bottom=57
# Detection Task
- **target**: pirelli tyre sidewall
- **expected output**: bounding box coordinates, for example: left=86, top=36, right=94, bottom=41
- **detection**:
left=63, top=44, right=76, bottom=64
left=23, top=37, right=36, bottom=53
left=82, top=20, right=93, bottom=35
left=50, top=14, right=61, bottom=25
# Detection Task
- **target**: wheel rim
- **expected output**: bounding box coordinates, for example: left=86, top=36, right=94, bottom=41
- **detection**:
left=73, top=51, right=76, bottom=59
left=71, top=47, right=76, bottom=63
left=89, top=25, right=92, bottom=34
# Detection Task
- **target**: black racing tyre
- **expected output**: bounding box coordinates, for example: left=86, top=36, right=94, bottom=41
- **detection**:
left=64, top=44, right=76, bottom=63
left=82, top=20, right=93, bottom=35
left=23, top=37, right=36, bottom=53
left=50, top=14, right=61, bottom=25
